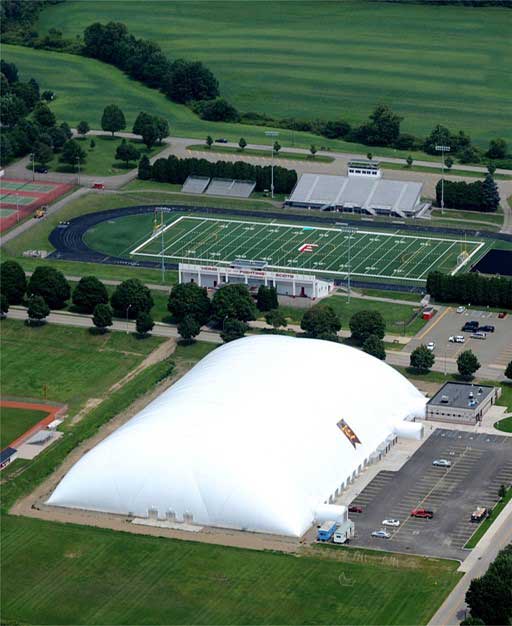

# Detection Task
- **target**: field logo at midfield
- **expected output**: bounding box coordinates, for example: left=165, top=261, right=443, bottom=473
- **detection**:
left=298, top=243, right=318, bottom=253
left=337, top=419, right=362, bottom=448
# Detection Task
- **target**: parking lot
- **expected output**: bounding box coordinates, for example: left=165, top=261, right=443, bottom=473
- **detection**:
left=347, top=429, right=512, bottom=560
left=406, top=308, right=512, bottom=372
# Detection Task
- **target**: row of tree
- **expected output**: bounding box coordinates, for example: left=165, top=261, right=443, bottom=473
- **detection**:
left=435, top=174, right=500, bottom=212
left=138, top=154, right=298, bottom=194
left=426, top=271, right=512, bottom=309
left=409, top=344, right=484, bottom=378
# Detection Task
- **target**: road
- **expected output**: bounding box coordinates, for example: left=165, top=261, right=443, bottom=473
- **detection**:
left=6, top=306, right=506, bottom=380
left=3, top=130, right=511, bottom=233
left=429, top=497, right=512, bottom=626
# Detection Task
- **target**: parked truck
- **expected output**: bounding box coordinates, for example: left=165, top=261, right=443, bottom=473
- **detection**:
left=317, top=520, right=337, bottom=542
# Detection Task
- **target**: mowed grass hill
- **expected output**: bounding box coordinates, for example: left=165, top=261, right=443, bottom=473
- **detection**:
left=36, top=0, right=512, bottom=146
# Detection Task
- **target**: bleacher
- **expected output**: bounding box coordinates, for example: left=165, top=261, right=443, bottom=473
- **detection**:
left=181, top=176, right=211, bottom=194
left=204, top=178, right=256, bottom=198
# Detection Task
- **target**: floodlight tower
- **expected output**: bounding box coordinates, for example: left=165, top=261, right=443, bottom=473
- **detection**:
left=340, top=226, right=357, bottom=303
left=265, top=130, right=279, bottom=199
left=435, top=145, right=451, bottom=216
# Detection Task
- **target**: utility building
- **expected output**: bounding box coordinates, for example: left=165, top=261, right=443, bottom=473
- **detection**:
left=426, top=382, right=501, bottom=425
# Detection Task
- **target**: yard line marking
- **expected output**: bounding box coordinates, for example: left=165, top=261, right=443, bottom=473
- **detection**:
left=403, top=240, right=449, bottom=279
left=163, top=218, right=219, bottom=256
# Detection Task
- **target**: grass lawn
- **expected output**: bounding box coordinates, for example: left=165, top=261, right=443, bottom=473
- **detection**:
left=0, top=407, right=48, bottom=449
left=430, top=209, right=504, bottom=226
left=31, top=135, right=164, bottom=177
left=0, top=515, right=460, bottom=626
left=36, top=1, right=511, bottom=147
left=0, top=320, right=163, bottom=416
left=381, top=162, right=512, bottom=181
left=494, top=416, right=512, bottom=433
left=187, top=144, right=334, bottom=163
left=358, top=288, right=423, bottom=303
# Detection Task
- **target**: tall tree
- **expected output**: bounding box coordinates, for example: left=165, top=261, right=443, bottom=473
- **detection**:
left=486, top=138, right=507, bottom=160
left=138, top=154, right=152, bottom=180
left=141, top=122, right=158, bottom=150
left=238, top=137, right=247, bottom=151
left=220, top=318, right=247, bottom=343
left=60, top=139, right=86, bottom=169
left=132, top=111, right=153, bottom=136
left=349, top=310, right=385, bottom=345
left=265, top=309, right=287, bottom=330
left=410, top=345, right=435, bottom=372
left=136, top=311, right=154, bottom=337
left=168, top=282, right=211, bottom=325
left=154, top=117, right=169, bottom=144
left=92, top=303, right=113, bottom=334
left=362, top=334, right=386, bottom=360
left=27, top=266, right=70, bottom=309
left=211, top=284, right=257, bottom=325
left=33, top=102, right=56, bottom=128
left=115, top=139, right=140, bottom=165
left=101, top=104, right=126, bottom=137
left=0, top=260, right=27, bottom=304
left=206, top=135, right=213, bottom=149
left=34, top=141, right=53, bottom=165
left=77, top=121, right=90, bottom=136
left=177, top=314, right=200, bottom=343
left=457, top=350, right=480, bottom=379
left=256, top=285, right=278, bottom=312
left=111, top=278, right=153, bottom=318
left=27, top=295, right=50, bottom=325
left=481, top=173, right=500, bottom=212
left=72, top=276, right=109, bottom=313
left=301, top=305, right=341, bottom=340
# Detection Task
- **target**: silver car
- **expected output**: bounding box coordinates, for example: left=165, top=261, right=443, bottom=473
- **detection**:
left=432, top=459, right=451, bottom=467
left=382, top=519, right=400, bottom=527
left=371, top=530, right=391, bottom=539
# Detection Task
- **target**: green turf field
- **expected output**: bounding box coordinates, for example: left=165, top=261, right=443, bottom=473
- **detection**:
left=0, top=406, right=48, bottom=449
left=0, top=320, right=163, bottom=416
left=128, top=215, right=484, bottom=283
left=0, top=515, right=460, bottom=625
left=35, top=0, right=512, bottom=146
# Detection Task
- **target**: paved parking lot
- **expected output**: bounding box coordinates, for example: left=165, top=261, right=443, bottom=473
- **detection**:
left=406, top=308, right=512, bottom=373
left=347, top=429, right=512, bottom=560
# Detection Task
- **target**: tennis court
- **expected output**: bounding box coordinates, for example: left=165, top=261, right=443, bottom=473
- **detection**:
left=1, top=181, right=58, bottom=193
left=131, top=216, right=485, bottom=282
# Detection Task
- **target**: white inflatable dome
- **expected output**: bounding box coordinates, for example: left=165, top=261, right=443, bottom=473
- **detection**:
left=48, top=335, right=426, bottom=536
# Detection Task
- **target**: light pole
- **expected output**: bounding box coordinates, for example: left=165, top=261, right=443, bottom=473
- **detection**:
left=435, top=145, right=450, bottom=216
left=126, top=304, right=132, bottom=333
left=160, top=209, right=165, bottom=283
left=30, top=153, right=35, bottom=182
left=76, top=155, right=81, bottom=186
left=340, top=226, right=357, bottom=303
left=16, top=193, right=20, bottom=222
left=265, top=130, right=279, bottom=199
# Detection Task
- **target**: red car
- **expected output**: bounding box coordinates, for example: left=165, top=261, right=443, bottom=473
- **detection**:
left=349, top=505, right=363, bottom=514
left=498, top=312, right=507, bottom=319
left=92, top=182, right=105, bottom=189
left=411, top=508, right=434, bottom=519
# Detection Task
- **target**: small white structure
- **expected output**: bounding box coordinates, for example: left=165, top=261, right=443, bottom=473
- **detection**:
left=48, top=335, right=427, bottom=537
left=179, top=262, right=333, bottom=299
left=347, top=160, right=382, bottom=178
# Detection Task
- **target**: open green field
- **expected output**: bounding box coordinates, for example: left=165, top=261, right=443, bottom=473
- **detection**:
left=495, top=416, right=512, bottom=433
left=0, top=406, right=48, bottom=449
left=36, top=135, right=164, bottom=177
left=0, top=45, right=451, bottom=163
left=126, top=215, right=485, bottom=283
left=0, top=320, right=163, bottom=416
left=0, top=515, right=460, bottom=625
left=36, top=0, right=512, bottom=146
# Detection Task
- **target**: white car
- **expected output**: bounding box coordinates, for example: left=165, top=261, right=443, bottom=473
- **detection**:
left=456, top=306, right=466, bottom=314
left=432, top=459, right=451, bottom=467
left=427, top=342, right=436, bottom=351
left=449, top=335, right=465, bottom=343
left=371, top=530, right=391, bottom=539
left=382, top=519, right=400, bottom=527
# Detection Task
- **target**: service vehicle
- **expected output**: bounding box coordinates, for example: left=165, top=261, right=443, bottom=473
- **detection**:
left=317, top=520, right=337, bottom=542
left=33, top=206, right=47, bottom=219
left=427, top=341, right=436, bottom=351
left=456, top=306, right=466, bottom=314
left=371, top=530, right=391, bottom=539
left=348, top=505, right=363, bottom=513
left=382, top=519, right=400, bottom=527
left=449, top=335, right=465, bottom=343
left=471, top=507, right=488, bottom=523
left=92, top=182, right=105, bottom=189
left=432, top=459, right=451, bottom=467
left=410, top=508, right=434, bottom=519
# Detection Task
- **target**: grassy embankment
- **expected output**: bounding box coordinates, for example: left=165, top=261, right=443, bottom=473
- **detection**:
left=36, top=0, right=511, bottom=147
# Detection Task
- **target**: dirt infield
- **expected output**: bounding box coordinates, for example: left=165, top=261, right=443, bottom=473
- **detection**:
left=1, top=400, right=66, bottom=449
left=0, top=178, right=74, bottom=232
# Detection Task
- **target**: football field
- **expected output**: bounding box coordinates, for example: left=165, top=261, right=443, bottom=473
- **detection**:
left=131, top=216, right=484, bottom=283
